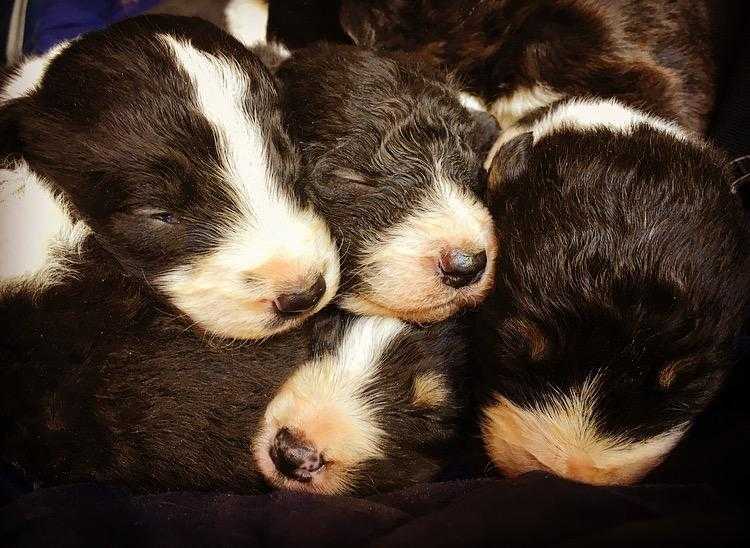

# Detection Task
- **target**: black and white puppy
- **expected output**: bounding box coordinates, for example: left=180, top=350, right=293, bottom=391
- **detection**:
left=276, top=44, right=498, bottom=323
left=476, top=100, right=750, bottom=486
left=336, top=0, right=750, bottom=484
left=0, top=15, right=339, bottom=340
left=1, top=264, right=467, bottom=495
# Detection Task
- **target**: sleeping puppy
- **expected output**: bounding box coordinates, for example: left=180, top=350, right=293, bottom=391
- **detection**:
left=276, top=44, right=499, bottom=323
left=0, top=14, right=339, bottom=340
left=476, top=100, right=750, bottom=486
left=337, top=1, right=750, bottom=484
left=339, top=0, right=718, bottom=133
left=1, top=263, right=467, bottom=495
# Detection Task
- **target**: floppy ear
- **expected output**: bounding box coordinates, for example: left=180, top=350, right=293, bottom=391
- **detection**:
left=0, top=97, right=28, bottom=165
left=467, top=106, right=501, bottom=164
left=339, top=0, right=388, bottom=48
left=486, top=131, right=533, bottom=199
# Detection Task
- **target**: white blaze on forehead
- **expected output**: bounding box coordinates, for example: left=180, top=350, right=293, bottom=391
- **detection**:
left=0, top=162, right=89, bottom=290
left=1, top=41, right=70, bottom=103
left=485, top=97, right=691, bottom=168
left=256, top=316, right=407, bottom=493
left=482, top=373, right=689, bottom=486
left=224, top=0, right=269, bottom=47
left=530, top=97, right=689, bottom=143
left=159, top=34, right=283, bottom=223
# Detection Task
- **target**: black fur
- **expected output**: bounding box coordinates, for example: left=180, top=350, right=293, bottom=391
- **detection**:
left=0, top=255, right=468, bottom=494
left=479, top=117, right=750, bottom=442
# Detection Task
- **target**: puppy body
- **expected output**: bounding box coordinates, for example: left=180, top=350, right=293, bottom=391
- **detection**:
left=0, top=15, right=339, bottom=340
left=338, top=1, right=749, bottom=484
left=1, top=265, right=467, bottom=494
left=276, top=44, right=498, bottom=323
left=341, top=0, right=717, bottom=133
left=477, top=99, right=750, bottom=485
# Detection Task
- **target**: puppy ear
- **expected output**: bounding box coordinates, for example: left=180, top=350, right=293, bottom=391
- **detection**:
left=339, top=0, right=386, bottom=48
left=464, top=102, right=501, bottom=163
left=486, top=131, right=533, bottom=199
left=0, top=97, right=28, bottom=165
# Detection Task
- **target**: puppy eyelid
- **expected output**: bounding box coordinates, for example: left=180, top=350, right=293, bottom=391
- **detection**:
left=332, top=169, right=377, bottom=188
left=133, top=208, right=179, bottom=224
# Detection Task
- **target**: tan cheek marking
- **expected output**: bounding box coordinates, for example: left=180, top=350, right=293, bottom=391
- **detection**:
left=412, top=371, right=450, bottom=408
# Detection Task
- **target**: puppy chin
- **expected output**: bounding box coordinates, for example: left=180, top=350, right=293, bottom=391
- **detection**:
left=481, top=394, right=687, bottom=486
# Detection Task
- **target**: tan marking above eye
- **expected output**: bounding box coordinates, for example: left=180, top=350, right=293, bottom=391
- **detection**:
left=412, top=371, right=450, bottom=407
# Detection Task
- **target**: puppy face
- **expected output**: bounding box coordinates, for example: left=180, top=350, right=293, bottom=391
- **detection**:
left=0, top=16, right=339, bottom=339
left=277, top=45, right=497, bottom=323
left=254, top=315, right=466, bottom=495
left=477, top=99, right=750, bottom=485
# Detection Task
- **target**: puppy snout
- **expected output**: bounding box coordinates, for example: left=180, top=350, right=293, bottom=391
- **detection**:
left=269, top=427, right=324, bottom=482
left=439, top=249, right=487, bottom=288
left=273, top=275, right=327, bottom=315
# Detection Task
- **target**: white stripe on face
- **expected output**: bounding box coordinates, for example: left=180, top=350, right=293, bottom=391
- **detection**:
left=255, top=316, right=407, bottom=494
left=481, top=374, right=688, bottom=485
left=1, top=41, right=70, bottom=103
left=0, top=162, right=90, bottom=292
left=154, top=36, right=339, bottom=339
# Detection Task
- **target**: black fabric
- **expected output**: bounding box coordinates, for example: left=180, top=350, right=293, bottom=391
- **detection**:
left=2, top=2, right=750, bottom=546
left=1, top=474, right=748, bottom=547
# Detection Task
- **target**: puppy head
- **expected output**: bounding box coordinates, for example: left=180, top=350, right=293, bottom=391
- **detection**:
left=254, top=314, right=466, bottom=495
left=478, top=98, right=750, bottom=485
left=278, top=45, right=498, bottom=323
left=0, top=16, right=339, bottom=339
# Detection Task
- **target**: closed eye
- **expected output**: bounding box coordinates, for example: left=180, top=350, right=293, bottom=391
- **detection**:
left=133, top=208, right=179, bottom=225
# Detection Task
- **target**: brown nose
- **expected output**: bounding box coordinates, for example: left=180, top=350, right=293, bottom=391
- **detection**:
left=269, top=427, right=324, bottom=482
left=439, top=249, right=487, bottom=288
left=273, top=275, right=326, bottom=315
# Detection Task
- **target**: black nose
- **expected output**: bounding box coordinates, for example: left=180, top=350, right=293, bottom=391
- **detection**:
left=269, top=428, right=324, bottom=482
left=439, top=250, right=487, bottom=288
left=274, top=275, right=326, bottom=315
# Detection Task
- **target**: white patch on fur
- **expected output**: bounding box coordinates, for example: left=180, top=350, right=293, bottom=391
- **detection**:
left=1, top=41, right=70, bottom=103
left=457, top=92, right=487, bottom=113
left=255, top=316, right=407, bottom=494
left=155, top=35, right=339, bottom=339
left=0, top=162, right=89, bottom=290
left=224, top=0, right=269, bottom=47
left=340, top=172, right=497, bottom=323
left=485, top=97, right=691, bottom=169
left=481, top=374, right=688, bottom=486
left=490, top=85, right=563, bottom=130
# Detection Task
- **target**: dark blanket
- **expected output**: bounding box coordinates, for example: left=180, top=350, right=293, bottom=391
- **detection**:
left=2, top=2, right=750, bottom=546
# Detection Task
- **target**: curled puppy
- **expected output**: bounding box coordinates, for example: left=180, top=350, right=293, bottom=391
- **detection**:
left=276, top=44, right=498, bottom=323
left=476, top=99, right=750, bottom=486
left=1, top=278, right=467, bottom=495
left=0, top=14, right=339, bottom=340
left=339, top=0, right=719, bottom=133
